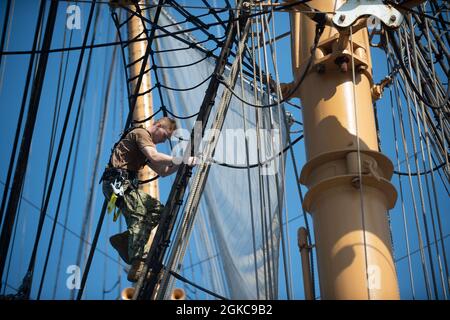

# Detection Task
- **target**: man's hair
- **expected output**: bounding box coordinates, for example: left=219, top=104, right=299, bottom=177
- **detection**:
left=155, top=117, right=177, bottom=134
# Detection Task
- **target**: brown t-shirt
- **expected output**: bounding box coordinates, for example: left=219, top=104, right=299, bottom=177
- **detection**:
left=110, top=127, right=155, bottom=172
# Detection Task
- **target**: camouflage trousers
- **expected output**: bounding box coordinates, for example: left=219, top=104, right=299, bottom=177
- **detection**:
left=102, top=175, right=163, bottom=262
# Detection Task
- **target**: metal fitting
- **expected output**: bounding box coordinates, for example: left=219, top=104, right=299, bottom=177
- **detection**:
left=351, top=177, right=361, bottom=189
left=316, top=64, right=326, bottom=74
left=357, top=64, right=368, bottom=73
left=335, top=56, right=350, bottom=73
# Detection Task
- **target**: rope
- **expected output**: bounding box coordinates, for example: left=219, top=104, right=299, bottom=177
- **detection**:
left=429, top=0, right=450, bottom=47
left=76, top=201, right=108, bottom=300
left=0, top=0, right=46, bottom=239
left=168, top=0, right=225, bottom=49
left=10, top=0, right=450, bottom=302
left=2, top=177, right=25, bottom=295
left=61, top=0, right=143, bottom=300
left=154, top=34, right=226, bottom=54
left=0, top=25, right=223, bottom=56
left=126, top=5, right=158, bottom=123
left=138, top=175, right=160, bottom=185
left=40, top=20, right=75, bottom=212
left=156, top=4, right=228, bottom=29
left=164, top=0, right=254, bottom=84
left=0, top=1, right=315, bottom=56
left=132, top=3, right=247, bottom=299
left=158, top=74, right=212, bottom=91
left=235, top=8, right=260, bottom=298
left=387, top=28, right=449, bottom=110
left=391, top=29, right=433, bottom=298
left=58, top=0, right=316, bottom=13
left=383, top=0, right=450, bottom=26
left=52, top=106, right=85, bottom=299
left=254, top=12, right=274, bottom=298
left=391, top=74, right=450, bottom=168
left=123, top=0, right=314, bottom=78
left=144, top=7, right=173, bottom=150
left=396, top=233, right=450, bottom=264
left=76, top=0, right=167, bottom=301
left=155, top=6, right=254, bottom=300
left=393, top=67, right=433, bottom=299
left=132, top=84, right=156, bottom=98
left=250, top=15, right=269, bottom=298
left=285, top=100, right=302, bottom=109
left=111, top=10, right=132, bottom=110
left=402, top=20, right=441, bottom=298
left=0, top=180, right=127, bottom=268
left=0, top=0, right=12, bottom=68
left=200, top=0, right=228, bottom=33
left=36, top=18, right=101, bottom=299
left=262, top=7, right=294, bottom=299
left=148, top=50, right=215, bottom=69
left=349, top=25, right=371, bottom=299
left=0, top=0, right=60, bottom=291
left=168, top=270, right=228, bottom=300
left=163, top=108, right=199, bottom=120
left=102, top=279, right=120, bottom=294
left=407, top=13, right=449, bottom=298
left=132, top=107, right=162, bottom=124
left=0, top=0, right=12, bottom=66
left=211, top=135, right=303, bottom=169
left=422, top=5, right=450, bottom=295
left=394, top=161, right=448, bottom=176
left=0, top=0, right=14, bottom=93
left=112, top=7, right=195, bottom=185
left=24, top=2, right=96, bottom=302
left=218, top=19, right=325, bottom=109
left=386, top=48, right=416, bottom=298
left=74, top=23, right=116, bottom=300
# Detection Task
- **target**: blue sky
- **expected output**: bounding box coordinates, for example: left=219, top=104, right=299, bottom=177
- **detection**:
left=0, top=0, right=448, bottom=300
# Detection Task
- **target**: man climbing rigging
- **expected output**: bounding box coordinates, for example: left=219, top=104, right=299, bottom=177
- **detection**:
left=100, top=117, right=197, bottom=282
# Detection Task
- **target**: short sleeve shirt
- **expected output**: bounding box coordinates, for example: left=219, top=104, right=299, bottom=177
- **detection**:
left=110, top=127, right=155, bottom=172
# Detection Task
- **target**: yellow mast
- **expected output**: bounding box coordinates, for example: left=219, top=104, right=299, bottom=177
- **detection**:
left=288, top=0, right=399, bottom=299
left=110, top=1, right=159, bottom=298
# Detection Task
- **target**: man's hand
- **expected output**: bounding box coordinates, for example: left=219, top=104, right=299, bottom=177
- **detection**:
left=171, top=155, right=198, bottom=167
left=186, top=156, right=198, bottom=167
left=279, top=82, right=294, bottom=99
left=268, top=75, right=294, bottom=100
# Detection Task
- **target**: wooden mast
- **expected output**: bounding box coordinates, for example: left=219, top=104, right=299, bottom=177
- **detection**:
left=126, top=0, right=159, bottom=198
left=110, top=0, right=160, bottom=298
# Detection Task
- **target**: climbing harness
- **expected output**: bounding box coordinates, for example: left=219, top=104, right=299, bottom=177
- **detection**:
left=100, top=166, right=138, bottom=223
left=108, top=178, right=125, bottom=222
left=98, top=124, right=148, bottom=223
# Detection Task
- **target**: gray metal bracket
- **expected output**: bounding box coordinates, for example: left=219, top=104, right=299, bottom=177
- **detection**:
left=333, top=0, right=404, bottom=28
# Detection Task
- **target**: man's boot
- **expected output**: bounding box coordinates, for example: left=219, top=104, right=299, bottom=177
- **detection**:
left=127, top=259, right=146, bottom=282
left=109, top=231, right=130, bottom=264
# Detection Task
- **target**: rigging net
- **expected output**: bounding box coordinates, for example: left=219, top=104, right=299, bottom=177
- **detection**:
left=152, top=7, right=288, bottom=299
